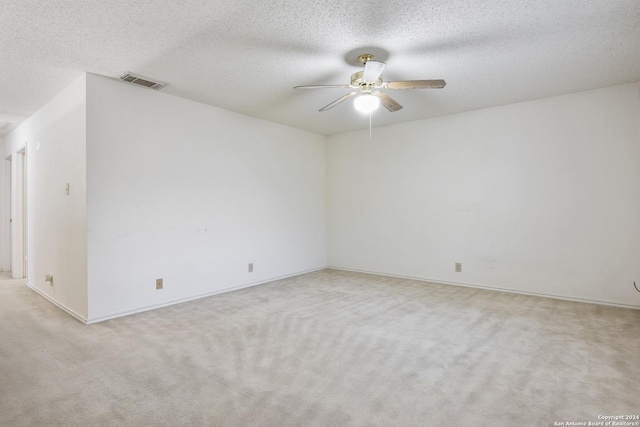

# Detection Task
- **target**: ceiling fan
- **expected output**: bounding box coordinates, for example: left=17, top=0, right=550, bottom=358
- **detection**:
left=294, top=54, right=446, bottom=113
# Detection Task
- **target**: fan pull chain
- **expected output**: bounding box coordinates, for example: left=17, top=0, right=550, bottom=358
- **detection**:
left=369, top=112, right=372, bottom=140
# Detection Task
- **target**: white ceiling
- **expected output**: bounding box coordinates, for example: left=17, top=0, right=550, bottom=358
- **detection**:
left=1, top=0, right=640, bottom=137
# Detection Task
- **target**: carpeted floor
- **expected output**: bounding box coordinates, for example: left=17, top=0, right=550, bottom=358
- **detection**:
left=1, top=269, right=638, bottom=426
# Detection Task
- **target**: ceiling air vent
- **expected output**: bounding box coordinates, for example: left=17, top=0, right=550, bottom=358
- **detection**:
left=119, top=72, right=168, bottom=90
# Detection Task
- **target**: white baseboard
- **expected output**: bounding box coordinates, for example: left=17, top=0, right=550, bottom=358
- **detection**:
left=327, top=265, right=640, bottom=311
left=86, top=266, right=328, bottom=324
left=26, top=283, right=89, bottom=323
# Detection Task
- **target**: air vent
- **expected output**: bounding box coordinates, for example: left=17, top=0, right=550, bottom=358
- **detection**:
left=119, top=72, right=168, bottom=90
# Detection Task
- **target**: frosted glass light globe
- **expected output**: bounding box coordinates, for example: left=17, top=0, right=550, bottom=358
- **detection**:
left=354, top=94, right=380, bottom=113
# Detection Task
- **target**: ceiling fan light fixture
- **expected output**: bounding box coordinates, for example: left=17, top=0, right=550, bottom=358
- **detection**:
left=354, top=94, right=380, bottom=113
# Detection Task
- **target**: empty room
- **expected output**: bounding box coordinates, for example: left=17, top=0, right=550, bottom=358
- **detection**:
left=1, top=1, right=639, bottom=426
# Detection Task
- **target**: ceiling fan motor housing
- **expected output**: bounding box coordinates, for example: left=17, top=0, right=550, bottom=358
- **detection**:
left=350, top=71, right=382, bottom=93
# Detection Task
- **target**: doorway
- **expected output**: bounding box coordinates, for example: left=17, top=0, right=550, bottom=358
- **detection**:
left=10, top=149, right=27, bottom=279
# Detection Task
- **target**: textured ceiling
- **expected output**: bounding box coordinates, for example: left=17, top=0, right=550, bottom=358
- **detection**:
left=1, top=0, right=640, bottom=137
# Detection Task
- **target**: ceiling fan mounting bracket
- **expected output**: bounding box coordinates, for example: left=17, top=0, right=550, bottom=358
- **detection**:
left=357, top=53, right=375, bottom=64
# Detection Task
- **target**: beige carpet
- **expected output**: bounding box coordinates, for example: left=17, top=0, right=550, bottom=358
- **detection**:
left=1, top=269, right=638, bottom=426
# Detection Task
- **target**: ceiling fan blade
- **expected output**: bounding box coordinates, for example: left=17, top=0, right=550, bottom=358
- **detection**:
left=319, top=92, right=358, bottom=111
left=386, top=79, right=446, bottom=89
left=362, top=60, right=385, bottom=83
left=375, top=92, right=403, bottom=112
left=294, top=84, right=351, bottom=89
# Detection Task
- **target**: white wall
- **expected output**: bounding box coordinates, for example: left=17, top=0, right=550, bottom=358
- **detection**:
left=328, top=83, right=640, bottom=308
left=1, top=76, right=87, bottom=319
left=4, top=73, right=637, bottom=322
left=86, top=74, right=327, bottom=322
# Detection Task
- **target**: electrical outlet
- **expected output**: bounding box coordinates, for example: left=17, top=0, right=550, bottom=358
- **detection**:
left=455, top=262, right=462, bottom=273
left=45, top=274, right=53, bottom=285
left=248, top=263, right=253, bottom=273
left=156, top=278, right=163, bottom=290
